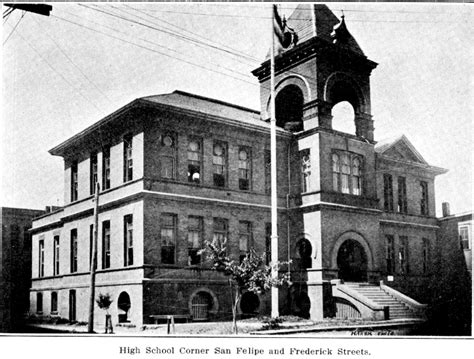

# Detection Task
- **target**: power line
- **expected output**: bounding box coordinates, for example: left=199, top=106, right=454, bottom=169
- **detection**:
left=3, top=11, right=26, bottom=45
left=53, top=14, right=258, bottom=88
left=63, top=6, right=319, bottom=92
left=30, top=15, right=114, bottom=105
left=122, top=4, right=259, bottom=64
left=9, top=22, right=103, bottom=112
left=133, top=7, right=465, bottom=23
left=83, top=4, right=259, bottom=66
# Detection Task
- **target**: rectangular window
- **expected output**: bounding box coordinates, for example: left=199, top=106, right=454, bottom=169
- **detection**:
left=102, top=221, right=111, bottom=269
left=383, top=174, right=394, bottom=211
left=264, top=150, right=271, bottom=194
left=239, top=221, right=252, bottom=262
left=397, top=177, right=407, bottom=213
left=352, top=157, right=362, bottom=195
left=422, top=238, right=430, bottom=274
left=398, top=236, right=409, bottom=274
left=385, top=235, right=395, bottom=274
left=53, top=235, right=60, bottom=276
left=71, top=161, right=78, bottom=202
left=70, top=229, right=78, bottom=273
left=161, top=213, right=176, bottom=264
left=264, top=150, right=272, bottom=194
left=238, top=147, right=251, bottom=190
left=102, top=146, right=111, bottom=190
left=420, top=181, right=429, bottom=215
left=123, top=134, right=133, bottom=182
left=265, top=223, right=271, bottom=265
left=213, top=218, right=228, bottom=248
left=213, top=141, right=227, bottom=187
left=90, top=151, right=98, bottom=195
left=332, top=151, right=362, bottom=195
left=160, top=133, right=177, bottom=179
left=341, top=153, right=350, bottom=194
left=124, top=214, right=133, bottom=266
left=187, top=216, right=203, bottom=265
left=332, top=153, right=340, bottom=192
left=36, top=293, right=43, bottom=313
left=301, top=149, right=311, bottom=193
left=188, top=138, right=202, bottom=184
left=51, top=292, right=58, bottom=314
left=459, top=226, right=470, bottom=250
left=39, top=239, right=45, bottom=277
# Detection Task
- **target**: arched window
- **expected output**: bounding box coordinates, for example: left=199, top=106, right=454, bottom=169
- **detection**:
left=160, top=133, right=177, bottom=179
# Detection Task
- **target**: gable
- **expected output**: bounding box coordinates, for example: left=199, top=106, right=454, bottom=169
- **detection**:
left=375, top=135, right=428, bottom=165
left=383, top=142, right=423, bottom=163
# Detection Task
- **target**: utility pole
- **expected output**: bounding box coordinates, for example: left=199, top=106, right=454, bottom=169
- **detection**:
left=88, top=182, right=100, bottom=333
left=3, top=3, right=52, bottom=18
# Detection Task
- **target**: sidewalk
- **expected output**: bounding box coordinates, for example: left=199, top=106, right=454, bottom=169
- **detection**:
left=24, top=318, right=425, bottom=336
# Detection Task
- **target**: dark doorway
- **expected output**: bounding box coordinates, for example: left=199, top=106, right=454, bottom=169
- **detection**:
left=117, top=292, right=131, bottom=323
left=240, top=292, right=260, bottom=316
left=69, top=290, right=76, bottom=322
left=275, top=85, right=304, bottom=132
left=337, top=239, right=368, bottom=282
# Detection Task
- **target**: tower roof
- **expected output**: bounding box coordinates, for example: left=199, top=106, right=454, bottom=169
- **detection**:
left=286, top=4, right=365, bottom=56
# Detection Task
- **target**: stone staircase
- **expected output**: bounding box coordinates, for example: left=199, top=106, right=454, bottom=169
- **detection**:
left=344, top=283, right=420, bottom=319
left=332, top=281, right=426, bottom=320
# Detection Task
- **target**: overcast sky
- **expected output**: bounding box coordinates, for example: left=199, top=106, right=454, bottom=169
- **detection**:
left=1, top=2, right=472, bottom=216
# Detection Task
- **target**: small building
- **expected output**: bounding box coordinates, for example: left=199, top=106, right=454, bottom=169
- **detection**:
left=438, top=204, right=472, bottom=275
left=28, top=4, right=466, bottom=327
left=1, top=207, right=44, bottom=332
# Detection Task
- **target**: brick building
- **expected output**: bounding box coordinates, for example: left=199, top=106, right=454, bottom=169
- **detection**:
left=29, top=4, right=463, bottom=326
left=1, top=207, right=44, bottom=332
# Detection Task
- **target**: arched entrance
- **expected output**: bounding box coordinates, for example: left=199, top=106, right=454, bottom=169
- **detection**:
left=275, top=85, right=304, bottom=132
left=190, top=291, right=214, bottom=321
left=117, top=292, right=131, bottom=323
left=337, top=239, right=368, bottom=282
left=296, top=238, right=312, bottom=269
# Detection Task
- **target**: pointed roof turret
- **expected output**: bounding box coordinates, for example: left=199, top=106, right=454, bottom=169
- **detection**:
left=285, top=4, right=365, bottom=56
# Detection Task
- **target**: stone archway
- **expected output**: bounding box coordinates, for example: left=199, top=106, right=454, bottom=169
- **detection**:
left=188, top=288, right=219, bottom=321
left=336, top=239, right=368, bottom=282
left=331, top=231, right=373, bottom=283
left=323, top=72, right=373, bottom=139
left=275, top=85, right=304, bottom=132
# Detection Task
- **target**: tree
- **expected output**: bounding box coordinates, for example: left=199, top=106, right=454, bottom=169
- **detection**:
left=96, top=293, right=113, bottom=334
left=201, top=237, right=290, bottom=334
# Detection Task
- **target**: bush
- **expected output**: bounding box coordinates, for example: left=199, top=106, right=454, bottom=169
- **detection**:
left=261, top=317, right=283, bottom=330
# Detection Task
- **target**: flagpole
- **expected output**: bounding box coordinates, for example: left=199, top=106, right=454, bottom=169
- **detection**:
left=270, top=5, right=279, bottom=319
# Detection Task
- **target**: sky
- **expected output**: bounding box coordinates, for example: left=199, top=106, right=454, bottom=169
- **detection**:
left=1, top=2, right=472, bottom=216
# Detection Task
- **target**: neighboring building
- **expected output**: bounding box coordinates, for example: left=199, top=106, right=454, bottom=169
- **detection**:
left=1, top=207, right=44, bottom=332
left=29, top=4, right=462, bottom=327
left=438, top=205, right=472, bottom=274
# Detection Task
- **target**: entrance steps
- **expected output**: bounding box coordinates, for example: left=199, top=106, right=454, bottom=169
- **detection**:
left=332, top=281, right=427, bottom=320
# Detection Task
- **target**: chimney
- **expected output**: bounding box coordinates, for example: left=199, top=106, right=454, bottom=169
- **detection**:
left=45, top=206, right=51, bottom=213
left=442, top=202, right=450, bottom=217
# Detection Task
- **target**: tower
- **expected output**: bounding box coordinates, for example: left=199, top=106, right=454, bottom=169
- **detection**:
left=252, top=4, right=379, bottom=320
